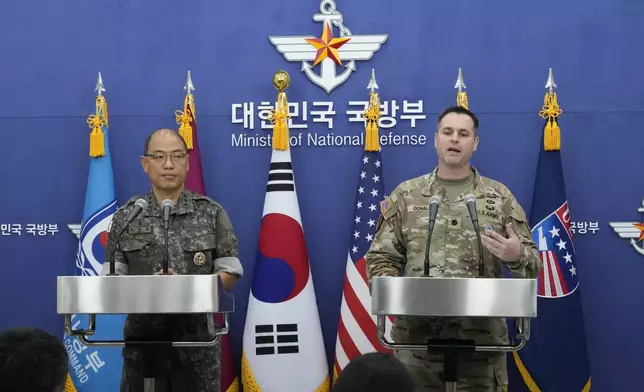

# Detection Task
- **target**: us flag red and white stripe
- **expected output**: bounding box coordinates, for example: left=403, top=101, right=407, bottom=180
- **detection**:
left=332, top=148, right=394, bottom=381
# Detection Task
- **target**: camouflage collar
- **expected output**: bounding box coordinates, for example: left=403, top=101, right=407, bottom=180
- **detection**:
left=420, top=166, right=485, bottom=202
left=142, top=189, right=195, bottom=217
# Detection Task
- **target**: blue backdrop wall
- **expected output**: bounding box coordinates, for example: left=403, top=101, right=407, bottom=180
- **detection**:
left=1, top=0, right=643, bottom=391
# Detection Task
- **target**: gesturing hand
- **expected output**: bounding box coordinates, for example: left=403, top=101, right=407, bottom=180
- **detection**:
left=481, top=222, right=521, bottom=261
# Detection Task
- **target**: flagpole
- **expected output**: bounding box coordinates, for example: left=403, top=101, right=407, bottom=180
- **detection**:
left=64, top=72, right=124, bottom=392
left=540, top=68, right=562, bottom=151
left=241, top=70, right=330, bottom=392
left=454, top=68, right=468, bottom=109
left=332, top=69, right=394, bottom=385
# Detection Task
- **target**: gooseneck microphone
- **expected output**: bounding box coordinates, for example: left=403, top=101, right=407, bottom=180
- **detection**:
left=161, top=199, right=174, bottom=274
left=106, top=198, right=148, bottom=275
left=423, top=195, right=442, bottom=277
left=463, top=194, right=485, bottom=277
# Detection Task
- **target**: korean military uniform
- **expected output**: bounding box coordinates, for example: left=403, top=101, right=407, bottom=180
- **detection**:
left=365, top=167, right=541, bottom=392
left=102, top=190, right=244, bottom=392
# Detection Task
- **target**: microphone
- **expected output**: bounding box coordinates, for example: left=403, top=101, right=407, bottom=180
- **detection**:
left=107, top=198, right=148, bottom=275
left=161, top=199, right=174, bottom=274
left=423, top=195, right=442, bottom=277
left=162, top=199, right=173, bottom=231
left=463, top=194, right=485, bottom=277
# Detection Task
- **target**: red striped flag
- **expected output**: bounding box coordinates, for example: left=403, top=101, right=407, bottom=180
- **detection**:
left=175, top=73, right=239, bottom=392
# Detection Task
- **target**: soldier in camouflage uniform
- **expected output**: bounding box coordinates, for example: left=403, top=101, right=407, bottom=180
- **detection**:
left=102, top=129, right=244, bottom=392
left=365, top=106, right=542, bottom=391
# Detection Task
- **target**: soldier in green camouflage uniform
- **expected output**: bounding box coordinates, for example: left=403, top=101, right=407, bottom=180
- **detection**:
left=102, top=129, right=244, bottom=392
left=365, top=107, right=542, bottom=391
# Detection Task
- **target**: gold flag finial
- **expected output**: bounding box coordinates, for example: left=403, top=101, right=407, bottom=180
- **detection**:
left=268, top=70, right=291, bottom=150
left=539, top=68, right=562, bottom=151
left=454, top=68, right=468, bottom=109
left=175, top=70, right=195, bottom=149
left=87, top=72, right=108, bottom=158
left=363, top=68, right=381, bottom=151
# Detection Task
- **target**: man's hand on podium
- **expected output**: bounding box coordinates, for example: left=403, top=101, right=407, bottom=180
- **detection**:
left=216, top=272, right=237, bottom=291
left=153, top=268, right=177, bottom=275
left=481, top=222, right=521, bottom=262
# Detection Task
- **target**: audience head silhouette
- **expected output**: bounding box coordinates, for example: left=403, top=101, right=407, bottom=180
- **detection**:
left=0, top=327, right=69, bottom=392
left=332, top=352, right=416, bottom=392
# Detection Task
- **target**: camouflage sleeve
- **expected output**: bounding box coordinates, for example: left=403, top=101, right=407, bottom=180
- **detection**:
left=365, top=191, right=407, bottom=289
left=503, top=196, right=542, bottom=279
left=213, top=206, right=244, bottom=278
left=100, top=208, right=130, bottom=276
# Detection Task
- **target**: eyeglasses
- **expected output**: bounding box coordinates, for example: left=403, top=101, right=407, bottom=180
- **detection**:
left=145, top=152, right=187, bottom=165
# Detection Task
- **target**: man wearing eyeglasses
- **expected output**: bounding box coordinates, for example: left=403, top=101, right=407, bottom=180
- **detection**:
left=102, top=128, right=244, bottom=391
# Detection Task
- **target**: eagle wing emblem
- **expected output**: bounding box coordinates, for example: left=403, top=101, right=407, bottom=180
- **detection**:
left=268, top=34, right=388, bottom=63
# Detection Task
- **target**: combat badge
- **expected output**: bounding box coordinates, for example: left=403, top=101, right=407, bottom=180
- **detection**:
left=194, top=252, right=206, bottom=266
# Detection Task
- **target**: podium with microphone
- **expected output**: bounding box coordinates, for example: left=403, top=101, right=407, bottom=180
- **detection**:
left=57, top=198, right=235, bottom=391
left=371, top=194, right=537, bottom=392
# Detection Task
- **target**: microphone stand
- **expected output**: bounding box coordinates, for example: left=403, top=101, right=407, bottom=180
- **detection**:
left=105, top=225, right=129, bottom=276
left=472, top=224, right=485, bottom=277
left=162, top=219, right=170, bottom=275
left=423, top=197, right=441, bottom=277
left=423, top=225, right=435, bottom=277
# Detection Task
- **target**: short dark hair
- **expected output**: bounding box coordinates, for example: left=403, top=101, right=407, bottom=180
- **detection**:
left=0, top=328, right=69, bottom=392
left=143, top=128, right=188, bottom=155
left=332, top=352, right=415, bottom=392
left=437, top=105, right=479, bottom=133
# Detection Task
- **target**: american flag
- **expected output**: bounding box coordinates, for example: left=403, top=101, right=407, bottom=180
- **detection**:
left=332, top=149, right=393, bottom=380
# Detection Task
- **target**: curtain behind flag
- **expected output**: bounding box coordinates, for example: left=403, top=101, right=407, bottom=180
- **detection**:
left=506, top=88, right=591, bottom=391
left=241, top=77, right=330, bottom=391
left=174, top=85, right=239, bottom=392
left=64, top=89, right=126, bottom=392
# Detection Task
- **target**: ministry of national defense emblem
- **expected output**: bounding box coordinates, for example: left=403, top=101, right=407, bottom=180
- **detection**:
left=609, top=198, right=644, bottom=256
left=269, top=0, right=388, bottom=94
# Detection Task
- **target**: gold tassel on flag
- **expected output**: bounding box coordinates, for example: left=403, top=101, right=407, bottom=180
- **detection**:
left=175, top=94, right=194, bottom=149
left=539, top=68, right=562, bottom=151
left=268, top=70, right=291, bottom=151
left=363, top=68, right=381, bottom=151
left=454, top=68, right=468, bottom=109
left=87, top=95, right=108, bottom=158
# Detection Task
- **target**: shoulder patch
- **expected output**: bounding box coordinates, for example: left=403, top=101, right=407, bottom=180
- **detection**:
left=379, top=196, right=399, bottom=220
left=509, top=197, right=528, bottom=223
left=380, top=197, right=392, bottom=215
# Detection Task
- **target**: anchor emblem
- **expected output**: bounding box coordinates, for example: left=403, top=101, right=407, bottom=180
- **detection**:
left=609, top=198, right=644, bottom=256
left=269, top=0, right=388, bottom=94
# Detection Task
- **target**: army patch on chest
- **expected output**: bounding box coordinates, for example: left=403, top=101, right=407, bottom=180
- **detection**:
left=479, top=210, right=499, bottom=220
left=407, top=205, right=429, bottom=212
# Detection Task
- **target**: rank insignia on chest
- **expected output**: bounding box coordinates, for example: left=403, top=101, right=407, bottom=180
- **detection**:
left=194, top=252, right=206, bottom=266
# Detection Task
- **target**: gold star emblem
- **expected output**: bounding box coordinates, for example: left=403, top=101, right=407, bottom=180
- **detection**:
left=305, top=21, right=351, bottom=67
left=634, top=223, right=644, bottom=241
